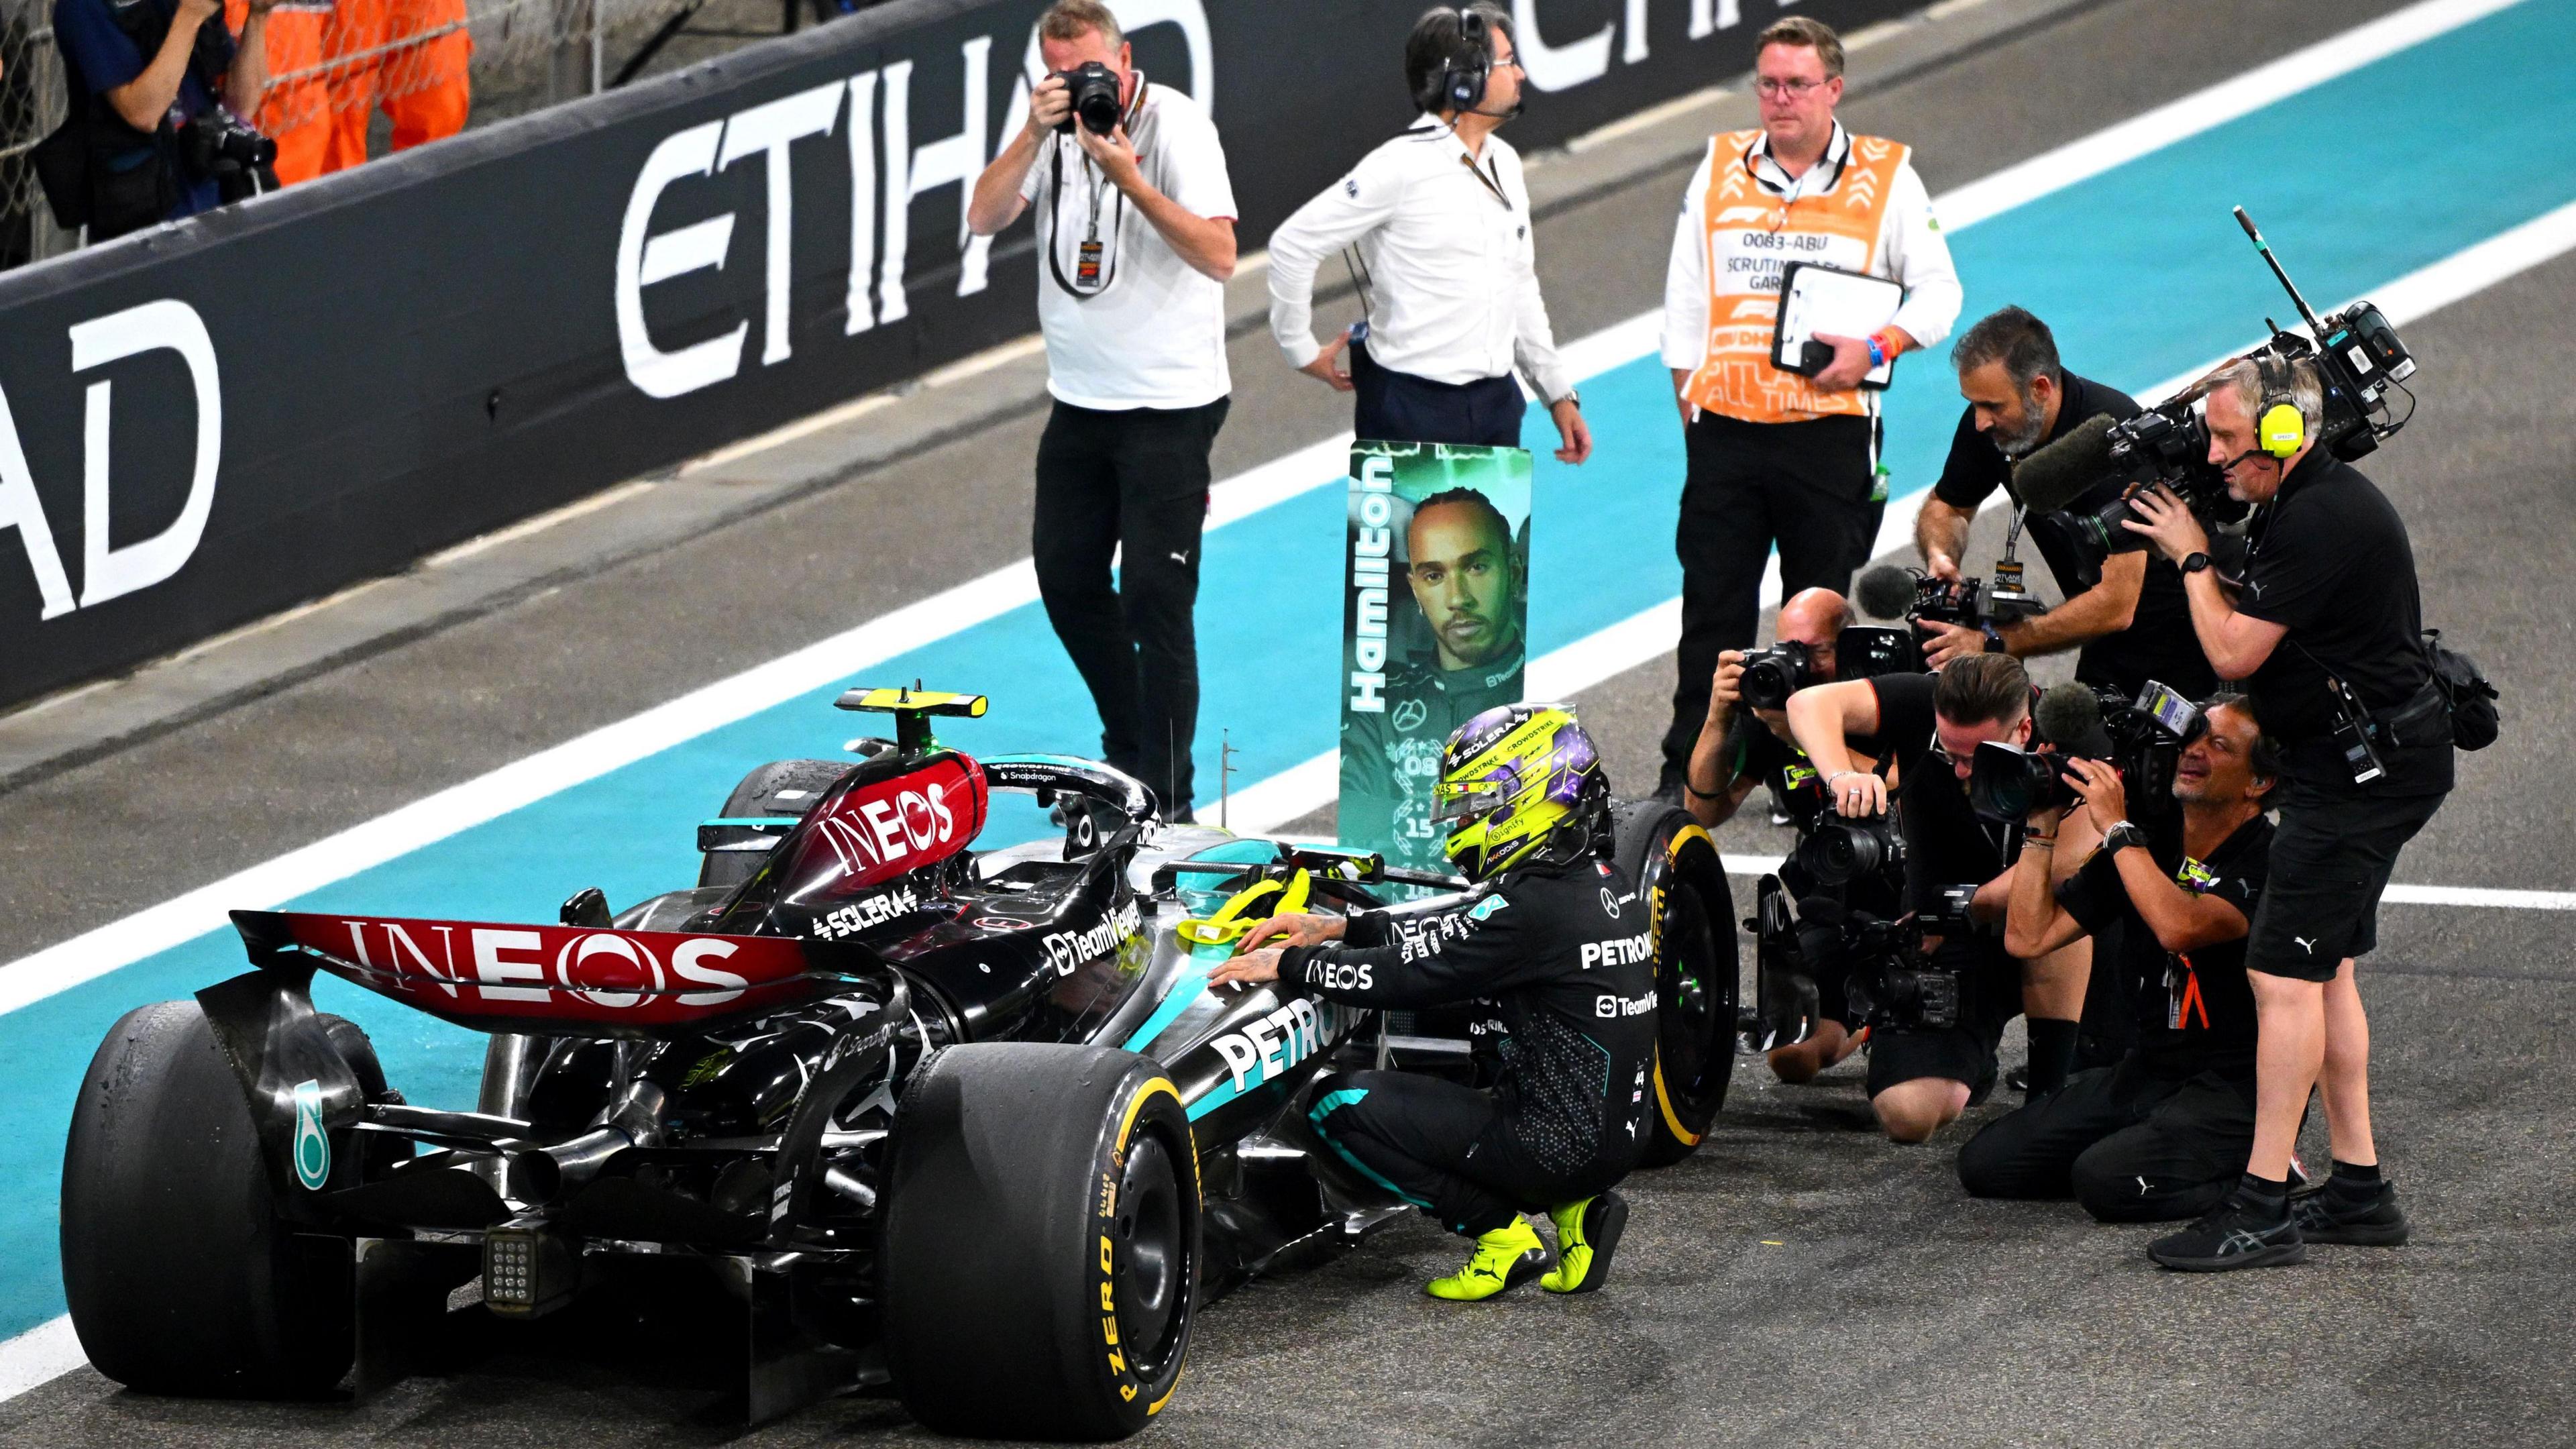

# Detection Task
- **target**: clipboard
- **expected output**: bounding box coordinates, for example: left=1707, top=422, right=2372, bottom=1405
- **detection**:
left=1773, top=262, right=1904, bottom=390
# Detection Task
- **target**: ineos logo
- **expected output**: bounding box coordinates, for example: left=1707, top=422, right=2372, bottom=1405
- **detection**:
left=555, top=932, right=664, bottom=1008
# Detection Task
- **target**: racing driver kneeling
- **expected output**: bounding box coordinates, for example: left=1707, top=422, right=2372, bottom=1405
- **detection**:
left=1212, top=705, right=1656, bottom=1301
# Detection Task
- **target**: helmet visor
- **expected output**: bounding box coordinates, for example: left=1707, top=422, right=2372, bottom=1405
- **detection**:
left=1432, top=777, right=1510, bottom=824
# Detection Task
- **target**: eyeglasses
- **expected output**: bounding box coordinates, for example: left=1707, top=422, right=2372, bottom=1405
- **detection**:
left=1754, top=76, right=1831, bottom=99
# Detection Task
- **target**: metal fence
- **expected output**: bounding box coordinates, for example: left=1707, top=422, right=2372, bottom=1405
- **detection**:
left=0, top=0, right=869, bottom=268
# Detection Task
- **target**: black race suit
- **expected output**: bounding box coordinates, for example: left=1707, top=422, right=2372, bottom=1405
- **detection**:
left=1283, top=855, right=1656, bottom=1236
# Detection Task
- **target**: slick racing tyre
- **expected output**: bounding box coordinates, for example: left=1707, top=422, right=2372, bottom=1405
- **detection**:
left=1613, top=801, right=1738, bottom=1166
left=699, top=757, right=851, bottom=890
left=62, top=1002, right=392, bottom=1397
left=882, top=1044, right=1199, bottom=1440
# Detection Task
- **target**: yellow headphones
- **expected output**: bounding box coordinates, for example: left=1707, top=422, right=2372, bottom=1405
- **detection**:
left=2255, top=353, right=2305, bottom=460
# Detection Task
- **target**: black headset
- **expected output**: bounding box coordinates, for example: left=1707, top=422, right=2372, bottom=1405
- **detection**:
left=1432, top=7, right=1493, bottom=114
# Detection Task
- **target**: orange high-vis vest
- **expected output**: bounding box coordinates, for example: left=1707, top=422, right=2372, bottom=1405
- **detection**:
left=1681, top=129, right=1910, bottom=425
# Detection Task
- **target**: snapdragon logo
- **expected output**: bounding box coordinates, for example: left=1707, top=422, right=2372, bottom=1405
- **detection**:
left=0, top=299, right=223, bottom=623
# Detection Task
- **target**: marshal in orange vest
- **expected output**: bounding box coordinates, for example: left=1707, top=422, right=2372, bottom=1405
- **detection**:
left=1679, top=129, right=1911, bottom=426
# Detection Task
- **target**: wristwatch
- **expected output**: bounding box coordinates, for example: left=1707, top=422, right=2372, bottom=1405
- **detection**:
left=2102, top=820, right=2151, bottom=855
left=1552, top=390, right=1580, bottom=409
left=2180, top=551, right=2213, bottom=574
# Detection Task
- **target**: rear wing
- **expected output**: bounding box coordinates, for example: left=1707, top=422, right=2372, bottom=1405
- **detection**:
left=231, top=910, right=876, bottom=1037
left=835, top=685, right=985, bottom=755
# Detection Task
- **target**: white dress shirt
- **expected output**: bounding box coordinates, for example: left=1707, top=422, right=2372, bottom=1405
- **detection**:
left=1658, top=121, right=1962, bottom=373
left=1268, top=117, right=1572, bottom=404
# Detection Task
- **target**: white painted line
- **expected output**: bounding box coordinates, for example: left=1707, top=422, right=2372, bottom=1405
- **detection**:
left=2381, top=883, right=2576, bottom=911
left=0, top=1318, right=82, bottom=1400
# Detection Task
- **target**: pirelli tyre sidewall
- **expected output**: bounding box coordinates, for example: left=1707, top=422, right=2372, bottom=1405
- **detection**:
left=881, top=1043, right=1200, bottom=1440
left=1611, top=802, right=1738, bottom=1165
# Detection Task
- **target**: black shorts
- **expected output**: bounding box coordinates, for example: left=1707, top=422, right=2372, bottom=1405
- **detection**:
left=2248, top=777, right=2447, bottom=982
left=1864, top=939, right=2015, bottom=1100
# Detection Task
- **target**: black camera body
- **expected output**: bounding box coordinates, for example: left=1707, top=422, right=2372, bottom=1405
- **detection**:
left=1835, top=624, right=1922, bottom=681
left=1966, top=741, right=2080, bottom=821
left=1795, top=814, right=1902, bottom=889
left=1737, top=640, right=1818, bottom=712
left=1967, top=678, right=2205, bottom=822
left=1054, top=61, right=1124, bottom=136
left=1770, top=892, right=1972, bottom=1034
left=178, top=108, right=279, bottom=203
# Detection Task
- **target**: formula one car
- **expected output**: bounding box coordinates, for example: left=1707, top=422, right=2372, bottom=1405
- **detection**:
left=61, top=688, right=1740, bottom=1440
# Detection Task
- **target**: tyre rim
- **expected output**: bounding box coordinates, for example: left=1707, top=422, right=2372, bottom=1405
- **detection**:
left=1114, top=1132, right=1187, bottom=1375
left=1658, top=870, right=1726, bottom=1100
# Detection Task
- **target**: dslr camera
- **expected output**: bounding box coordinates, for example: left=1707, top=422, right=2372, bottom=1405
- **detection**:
left=178, top=107, right=280, bottom=204
left=1054, top=61, right=1124, bottom=136
left=1736, top=640, right=1819, bottom=712
left=1968, top=679, right=2204, bottom=822
left=1765, top=888, right=1976, bottom=1034
left=1794, top=812, right=1902, bottom=890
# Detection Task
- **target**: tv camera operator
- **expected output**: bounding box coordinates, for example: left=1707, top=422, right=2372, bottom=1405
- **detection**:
left=2117, top=354, right=2458, bottom=1271
left=1267, top=4, right=1593, bottom=463
left=1786, top=655, right=2101, bottom=1140
left=1957, top=692, right=2277, bottom=1222
left=1684, top=586, right=1883, bottom=1084
left=1914, top=307, right=2217, bottom=700
left=967, top=0, right=1239, bottom=823
left=43, top=0, right=278, bottom=240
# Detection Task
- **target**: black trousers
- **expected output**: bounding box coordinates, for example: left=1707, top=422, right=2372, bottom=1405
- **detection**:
left=1032, top=397, right=1228, bottom=818
left=1662, top=411, right=1879, bottom=785
left=1955, top=1056, right=2255, bottom=1222
left=1308, top=1070, right=1612, bottom=1236
left=1350, top=338, right=1524, bottom=447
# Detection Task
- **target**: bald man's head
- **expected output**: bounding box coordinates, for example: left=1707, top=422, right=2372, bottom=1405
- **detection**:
left=1776, top=588, right=1850, bottom=652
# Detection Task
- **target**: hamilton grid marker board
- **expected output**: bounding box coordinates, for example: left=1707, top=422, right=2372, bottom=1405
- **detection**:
left=0, top=0, right=1914, bottom=709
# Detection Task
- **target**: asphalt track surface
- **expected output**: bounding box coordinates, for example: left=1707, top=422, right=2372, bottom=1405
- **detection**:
left=4, top=0, right=2575, bottom=1442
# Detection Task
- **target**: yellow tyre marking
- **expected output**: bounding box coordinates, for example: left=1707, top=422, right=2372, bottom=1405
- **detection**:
left=1106, top=1075, right=1192, bottom=1409
left=1652, top=1052, right=1703, bottom=1148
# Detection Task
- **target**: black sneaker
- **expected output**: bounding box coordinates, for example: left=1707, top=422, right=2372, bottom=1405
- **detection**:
left=2294, top=1180, right=2410, bottom=1246
left=2147, top=1193, right=2306, bottom=1272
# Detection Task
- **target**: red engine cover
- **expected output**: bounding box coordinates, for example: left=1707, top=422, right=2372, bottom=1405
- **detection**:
left=770, top=752, right=988, bottom=901
left=231, top=910, right=857, bottom=1033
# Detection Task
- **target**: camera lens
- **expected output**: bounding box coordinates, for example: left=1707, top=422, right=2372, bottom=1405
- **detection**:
left=1795, top=820, right=1896, bottom=887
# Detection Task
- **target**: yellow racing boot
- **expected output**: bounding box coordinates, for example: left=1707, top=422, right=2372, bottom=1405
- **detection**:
left=1539, top=1191, right=1629, bottom=1294
left=1425, top=1217, right=1550, bottom=1301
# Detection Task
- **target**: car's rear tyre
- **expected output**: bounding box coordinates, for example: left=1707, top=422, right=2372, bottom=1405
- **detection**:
left=881, top=1044, right=1199, bottom=1441
left=62, top=1002, right=388, bottom=1397
left=1613, top=801, right=1738, bottom=1166
left=700, top=757, right=851, bottom=890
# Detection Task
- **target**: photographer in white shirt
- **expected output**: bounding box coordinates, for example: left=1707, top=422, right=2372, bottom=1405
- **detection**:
left=1266, top=3, right=1591, bottom=464
left=967, top=0, right=1238, bottom=822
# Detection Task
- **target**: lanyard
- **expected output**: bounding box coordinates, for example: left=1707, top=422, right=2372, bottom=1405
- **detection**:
left=1046, top=138, right=1125, bottom=299
left=1457, top=150, right=1511, bottom=209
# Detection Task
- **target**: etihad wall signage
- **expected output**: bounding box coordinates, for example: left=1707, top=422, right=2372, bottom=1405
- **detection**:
left=0, top=0, right=1909, bottom=710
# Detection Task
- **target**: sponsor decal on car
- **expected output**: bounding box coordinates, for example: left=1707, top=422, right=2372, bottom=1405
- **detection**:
left=1207, top=996, right=1352, bottom=1097
left=291, top=1078, right=330, bottom=1190
left=810, top=884, right=922, bottom=940
left=1042, top=898, right=1143, bottom=976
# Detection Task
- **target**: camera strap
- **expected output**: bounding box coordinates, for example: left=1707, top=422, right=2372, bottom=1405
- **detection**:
left=1045, top=140, right=1125, bottom=299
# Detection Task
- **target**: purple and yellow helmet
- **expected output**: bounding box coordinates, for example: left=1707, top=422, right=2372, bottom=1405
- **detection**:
left=1432, top=703, right=1608, bottom=881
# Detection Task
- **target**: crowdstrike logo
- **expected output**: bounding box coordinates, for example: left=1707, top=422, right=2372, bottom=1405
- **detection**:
left=0, top=299, right=223, bottom=623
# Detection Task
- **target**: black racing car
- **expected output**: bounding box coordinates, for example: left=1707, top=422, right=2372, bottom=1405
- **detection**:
left=60, top=688, right=1752, bottom=1439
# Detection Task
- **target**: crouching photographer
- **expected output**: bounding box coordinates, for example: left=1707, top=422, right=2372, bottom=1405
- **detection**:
left=41, top=0, right=279, bottom=241
left=1786, top=655, right=2097, bottom=1141
left=1685, top=586, right=1888, bottom=1083
left=1957, top=694, right=2275, bottom=1220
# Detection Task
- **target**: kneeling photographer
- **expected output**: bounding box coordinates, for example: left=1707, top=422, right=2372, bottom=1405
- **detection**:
left=1913, top=307, right=2217, bottom=701
left=1786, top=655, right=2099, bottom=1141
left=1682, top=587, right=1888, bottom=1083
left=44, top=0, right=278, bottom=241
left=1957, top=694, right=2275, bottom=1221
